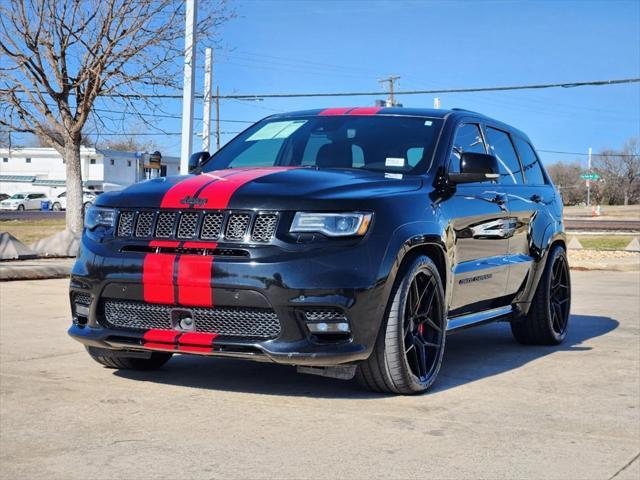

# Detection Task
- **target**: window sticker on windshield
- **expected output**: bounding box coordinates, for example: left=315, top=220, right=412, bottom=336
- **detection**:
left=424, top=120, right=433, bottom=126
left=246, top=120, right=307, bottom=141
left=385, top=157, right=405, bottom=167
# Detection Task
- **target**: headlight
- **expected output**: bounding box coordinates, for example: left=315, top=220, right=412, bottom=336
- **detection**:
left=290, top=212, right=372, bottom=237
left=84, top=206, right=116, bottom=230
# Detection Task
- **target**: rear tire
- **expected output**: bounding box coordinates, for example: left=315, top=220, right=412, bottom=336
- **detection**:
left=17, top=204, right=25, bottom=211
left=511, top=245, right=571, bottom=345
left=52, top=202, right=62, bottom=211
left=85, top=346, right=173, bottom=370
left=356, top=255, right=447, bottom=394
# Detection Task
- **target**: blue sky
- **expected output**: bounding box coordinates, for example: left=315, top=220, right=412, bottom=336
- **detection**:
left=101, top=0, right=640, bottom=167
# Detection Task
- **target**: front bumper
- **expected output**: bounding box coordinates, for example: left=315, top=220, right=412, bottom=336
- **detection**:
left=68, top=234, right=387, bottom=367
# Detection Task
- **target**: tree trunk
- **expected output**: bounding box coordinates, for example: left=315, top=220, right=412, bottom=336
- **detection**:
left=63, top=139, right=84, bottom=234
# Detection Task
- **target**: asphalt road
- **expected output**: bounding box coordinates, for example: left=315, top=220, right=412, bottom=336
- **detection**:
left=0, top=210, right=65, bottom=221
left=565, top=218, right=640, bottom=232
left=1, top=271, right=639, bottom=479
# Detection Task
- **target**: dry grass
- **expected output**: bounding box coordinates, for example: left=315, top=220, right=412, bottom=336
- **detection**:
left=564, top=204, right=640, bottom=219
left=576, top=236, right=637, bottom=250
left=1, top=218, right=66, bottom=245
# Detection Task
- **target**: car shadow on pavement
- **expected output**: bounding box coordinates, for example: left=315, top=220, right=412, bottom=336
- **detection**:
left=113, top=314, right=617, bottom=399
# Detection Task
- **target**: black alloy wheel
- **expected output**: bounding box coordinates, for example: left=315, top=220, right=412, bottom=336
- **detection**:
left=549, top=253, right=570, bottom=336
left=403, top=270, right=445, bottom=381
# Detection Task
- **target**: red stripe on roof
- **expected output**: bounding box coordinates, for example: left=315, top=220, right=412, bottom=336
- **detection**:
left=318, top=107, right=354, bottom=116
left=347, top=107, right=383, bottom=115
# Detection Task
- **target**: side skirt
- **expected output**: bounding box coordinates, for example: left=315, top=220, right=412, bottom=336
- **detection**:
left=446, top=305, right=513, bottom=333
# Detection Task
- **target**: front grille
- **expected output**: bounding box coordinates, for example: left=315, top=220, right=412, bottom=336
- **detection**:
left=251, top=214, right=278, bottom=242
left=225, top=214, right=251, bottom=240
left=200, top=213, right=224, bottom=240
left=102, top=300, right=281, bottom=339
left=135, top=212, right=154, bottom=237
left=117, top=211, right=134, bottom=237
left=155, top=212, right=176, bottom=238
left=116, top=209, right=278, bottom=244
left=303, top=309, right=347, bottom=322
left=177, top=212, right=199, bottom=239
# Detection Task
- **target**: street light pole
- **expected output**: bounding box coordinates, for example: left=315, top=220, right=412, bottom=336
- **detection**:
left=587, top=147, right=592, bottom=206
left=202, top=47, right=213, bottom=152
left=180, top=0, right=197, bottom=174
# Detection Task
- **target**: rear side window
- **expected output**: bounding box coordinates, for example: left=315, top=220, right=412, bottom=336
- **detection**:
left=513, top=137, right=546, bottom=185
left=448, top=124, right=486, bottom=173
left=485, top=127, right=523, bottom=185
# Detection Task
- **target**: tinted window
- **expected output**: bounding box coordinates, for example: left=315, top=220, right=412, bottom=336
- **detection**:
left=203, top=116, right=443, bottom=174
left=514, top=137, right=546, bottom=185
left=449, top=124, right=486, bottom=173
left=485, top=127, right=523, bottom=185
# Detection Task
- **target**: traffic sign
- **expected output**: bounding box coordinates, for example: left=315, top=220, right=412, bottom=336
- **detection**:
left=581, top=173, right=600, bottom=180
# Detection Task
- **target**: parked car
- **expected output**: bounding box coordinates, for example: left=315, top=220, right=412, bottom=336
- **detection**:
left=68, top=107, right=569, bottom=394
left=0, top=193, right=9, bottom=202
left=0, top=192, right=48, bottom=211
left=51, top=190, right=96, bottom=211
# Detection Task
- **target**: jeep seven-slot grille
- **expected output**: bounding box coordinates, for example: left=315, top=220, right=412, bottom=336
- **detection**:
left=102, top=300, right=281, bottom=339
left=116, top=210, right=278, bottom=244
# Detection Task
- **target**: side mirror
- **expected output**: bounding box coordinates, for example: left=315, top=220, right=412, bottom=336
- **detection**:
left=188, top=151, right=210, bottom=173
left=449, top=152, right=500, bottom=184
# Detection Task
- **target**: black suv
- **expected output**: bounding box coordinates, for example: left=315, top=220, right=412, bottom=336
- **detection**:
left=69, top=107, right=570, bottom=394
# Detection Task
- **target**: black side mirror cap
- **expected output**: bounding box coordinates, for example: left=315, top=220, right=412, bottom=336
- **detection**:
left=449, top=152, right=500, bottom=185
left=188, top=151, right=210, bottom=173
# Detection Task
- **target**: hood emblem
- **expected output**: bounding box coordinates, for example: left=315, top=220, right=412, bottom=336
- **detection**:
left=180, top=195, right=207, bottom=207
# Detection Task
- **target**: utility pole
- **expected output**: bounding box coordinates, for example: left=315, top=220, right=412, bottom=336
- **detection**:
left=433, top=97, right=441, bottom=109
left=378, top=75, right=400, bottom=107
left=215, top=85, right=220, bottom=150
left=587, top=147, right=592, bottom=206
left=202, top=47, right=213, bottom=152
left=180, top=0, right=197, bottom=174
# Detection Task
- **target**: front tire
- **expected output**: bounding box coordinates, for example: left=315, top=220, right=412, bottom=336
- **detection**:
left=356, top=255, right=447, bottom=394
left=85, top=346, right=173, bottom=370
left=511, top=245, right=571, bottom=345
left=17, top=204, right=25, bottom=211
left=51, top=202, right=62, bottom=211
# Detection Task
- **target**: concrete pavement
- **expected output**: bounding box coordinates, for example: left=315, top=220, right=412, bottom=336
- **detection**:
left=1, top=271, right=639, bottom=479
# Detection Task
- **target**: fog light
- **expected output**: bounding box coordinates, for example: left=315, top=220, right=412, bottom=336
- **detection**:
left=75, top=304, right=90, bottom=317
left=307, top=322, right=350, bottom=334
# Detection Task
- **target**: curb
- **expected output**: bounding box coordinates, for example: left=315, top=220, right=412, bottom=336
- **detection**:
left=0, top=259, right=74, bottom=281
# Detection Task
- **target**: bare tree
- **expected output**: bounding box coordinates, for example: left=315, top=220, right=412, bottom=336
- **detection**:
left=594, top=138, right=640, bottom=205
left=99, top=136, right=154, bottom=153
left=546, top=161, right=585, bottom=205
left=0, top=0, right=232, bottom=232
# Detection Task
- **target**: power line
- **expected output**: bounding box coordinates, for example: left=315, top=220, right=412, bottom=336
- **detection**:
left=538, top=149, right=639, bottom=158
left=3, top=77, right=638, bottom=100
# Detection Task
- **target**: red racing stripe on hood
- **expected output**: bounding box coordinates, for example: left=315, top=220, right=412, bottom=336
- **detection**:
left=319, top=107, right=354, bottom=116
left=195, top=167, right=296, bottom=210
left=159, top=169, right=239, bottom=209
left=347, top=106, right=382, bottom=115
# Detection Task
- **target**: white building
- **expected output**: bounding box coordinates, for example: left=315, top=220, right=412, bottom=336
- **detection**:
left=0, top=147, right=180, bottom=197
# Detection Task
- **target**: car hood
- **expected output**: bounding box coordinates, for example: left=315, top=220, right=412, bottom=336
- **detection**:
left=96, top=167, right=424, bottom=210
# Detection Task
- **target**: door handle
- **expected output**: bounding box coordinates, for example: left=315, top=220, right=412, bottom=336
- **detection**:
left=530, top=194, right=542, bottom=203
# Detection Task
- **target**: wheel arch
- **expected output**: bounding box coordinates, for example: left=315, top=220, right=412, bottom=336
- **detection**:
left=376, top=222, right=450, bottom=321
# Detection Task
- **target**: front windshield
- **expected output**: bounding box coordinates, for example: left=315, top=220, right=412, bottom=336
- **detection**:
left=203, top=115, right=443, bottom=174
left=10, top=194, right=26, bottom=199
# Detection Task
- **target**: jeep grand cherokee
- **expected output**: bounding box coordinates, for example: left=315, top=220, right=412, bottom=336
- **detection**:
left=68, top=107, right=570, bottom=394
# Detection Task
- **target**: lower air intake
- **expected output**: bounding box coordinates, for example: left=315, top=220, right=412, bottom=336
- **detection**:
left=102, top=300, right=281, bottom=340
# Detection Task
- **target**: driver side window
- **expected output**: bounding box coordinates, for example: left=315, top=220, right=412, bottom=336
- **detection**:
left=449, top=124, right=486, bottom=173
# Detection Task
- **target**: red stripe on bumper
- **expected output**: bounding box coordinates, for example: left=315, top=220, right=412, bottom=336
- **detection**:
left=143, top=254, right=176, bottom=304
left=142, top=329, right=181, bottom=350
left=177, top=255, right=214, bottom=307
left=178, top=332, right=218, bottom=353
